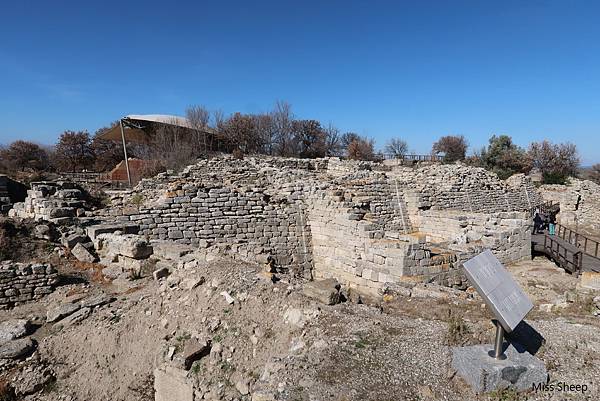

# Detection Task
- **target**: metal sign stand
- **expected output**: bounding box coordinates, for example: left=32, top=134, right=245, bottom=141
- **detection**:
left=488, top=320, right=507, bottom=360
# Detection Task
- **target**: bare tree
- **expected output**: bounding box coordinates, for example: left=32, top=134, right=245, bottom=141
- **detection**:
left=432, top=135, right=468, bottom=162
left=340, top=132, right=361, bottom=151
left=186, top=105, right=211, bottom=152
left=271, top=100, right=295, bottom=156
left=144, top=124, right=197, bottom=172
left=324, top=123, right=343, bottom=156
left=212, top=109, right=228, bottom=151
left=222, top=113, right=264, bottom=154
left=385, top=138, right=409, bottom=158
left=291, top=119, right=327, bottom=158
left=253, top=113, right=276, bottom=155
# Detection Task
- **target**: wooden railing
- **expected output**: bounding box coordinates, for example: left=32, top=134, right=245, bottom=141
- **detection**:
left=556, top=223, right=600, bottom=260
left=381, top=154, right=442, bottom=162
left=543, top=235, right=583, bottom=275
left=529, top=200, right=558, bottom=217
left=58, top=172, right=128, bottom=189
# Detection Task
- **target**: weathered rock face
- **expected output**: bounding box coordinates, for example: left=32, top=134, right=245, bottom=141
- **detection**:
left=0, top=262, right=58, bottom=308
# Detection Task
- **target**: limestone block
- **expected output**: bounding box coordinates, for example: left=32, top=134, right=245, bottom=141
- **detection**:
left=71, top=243, right=97, bottom=263
left=302, top=278, right=341, bottom=305
left=452, top=343, right=547, bottom=393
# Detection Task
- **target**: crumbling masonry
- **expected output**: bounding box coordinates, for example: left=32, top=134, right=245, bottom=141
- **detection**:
left=86, top=156, right=541, bottom=296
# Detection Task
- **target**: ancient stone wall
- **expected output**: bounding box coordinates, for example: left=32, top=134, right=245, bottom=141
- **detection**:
left=9, top=156, right=545, bottom=295
left=396, top=166, right=543, bottom=214
left=540, top=179, right=600, bottom=231
left=308, top=194, right=460, bottom=294
left=0, top=175, right=27, bottom=214
left=111, top=157, right=318, bottom=278
left=9, top=182, right=87, bottom=222
left=124, top=184, right=313, bottom=277
left=0, top=262, right=58, bottom=308
left=416, top=210, right=532, bottom=265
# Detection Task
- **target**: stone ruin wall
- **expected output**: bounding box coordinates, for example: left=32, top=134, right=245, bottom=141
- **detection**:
left=99, top=157, right=540, bottom=295
left=7, top=156, right=543, bottom=297
left=0, top=262, right=58, bottom=309
left=540, top=178, right=600, bottom=231
left=416, top=210, right=532, bottom=265
left=397, top=166, right=543, bottom=214
left=9, top=181, right=87, bottom=222
left=111, top=157, right=319, bottom=278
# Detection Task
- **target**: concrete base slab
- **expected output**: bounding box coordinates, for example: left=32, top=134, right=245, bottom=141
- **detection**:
left=452, top=343, right=547, bottom=393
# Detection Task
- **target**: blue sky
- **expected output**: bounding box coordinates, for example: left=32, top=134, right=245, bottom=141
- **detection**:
left=1, top=0, right=599, bottom=164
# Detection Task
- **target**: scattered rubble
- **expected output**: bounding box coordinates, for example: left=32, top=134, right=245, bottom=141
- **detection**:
left=0, top=156, right=599, bottom=400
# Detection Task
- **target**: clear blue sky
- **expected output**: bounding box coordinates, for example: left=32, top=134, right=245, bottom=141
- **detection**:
left=1, top=0, right=599, bottom=164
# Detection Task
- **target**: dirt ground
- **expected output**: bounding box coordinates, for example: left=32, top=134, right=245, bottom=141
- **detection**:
left=1, top=254, right=599, bottom=401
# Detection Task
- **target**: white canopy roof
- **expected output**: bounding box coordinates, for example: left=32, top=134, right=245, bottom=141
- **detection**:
left=123, top=114, right=194, bottom=130
left=97, top=114, right=210, bottom=143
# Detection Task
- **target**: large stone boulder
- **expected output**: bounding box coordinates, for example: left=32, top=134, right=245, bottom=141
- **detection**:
left=0, top=338, right=35, bottom=359
left=71, top=243, right=97, bottom=263
left=302, top=278, right=341, bottom=305
left=46, top=303, right=80, bottom=323
left=117, top=235, right=153, bottom=259
left=0, top=319, right=31, bottom=345
left=86, top=223, right=139, bottom=240
left=97, top=234, right=153, bottom=260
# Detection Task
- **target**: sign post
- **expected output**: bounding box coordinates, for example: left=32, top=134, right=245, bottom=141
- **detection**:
left=453, top=249, right=547, bottom=393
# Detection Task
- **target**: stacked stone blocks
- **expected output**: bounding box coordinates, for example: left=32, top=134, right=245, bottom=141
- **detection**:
left=0, top=261, right=58, bottom=308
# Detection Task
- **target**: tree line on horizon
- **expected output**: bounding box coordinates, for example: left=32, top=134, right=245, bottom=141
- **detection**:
left=0, top=101, right=593, bottom=185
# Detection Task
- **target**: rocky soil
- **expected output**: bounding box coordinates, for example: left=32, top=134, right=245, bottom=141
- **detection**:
left=0, top=252, right=598, bottom=401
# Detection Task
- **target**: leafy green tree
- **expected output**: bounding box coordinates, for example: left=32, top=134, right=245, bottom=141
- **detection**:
left=480, top=135, right=531, bottom=179
left=528, top=140, right=579, bottom=184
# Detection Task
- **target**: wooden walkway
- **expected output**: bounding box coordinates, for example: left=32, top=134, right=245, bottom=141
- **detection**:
left=532, top=229, right=600, bottom=275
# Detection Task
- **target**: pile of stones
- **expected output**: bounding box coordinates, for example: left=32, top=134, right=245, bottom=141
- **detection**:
left=9, top=181, right=89, bottom=223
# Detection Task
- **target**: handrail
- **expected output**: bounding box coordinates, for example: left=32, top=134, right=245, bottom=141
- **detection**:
left=529, top=200, right=558, bottom=217
left=542, top=234, right=583, bottom=275
left=381, top=153, right=442, bottom=162
left=555, top=223, right=600, bottom=260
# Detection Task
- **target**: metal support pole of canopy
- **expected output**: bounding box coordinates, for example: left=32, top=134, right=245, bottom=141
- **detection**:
left=119, top=119, right=132, bottom=187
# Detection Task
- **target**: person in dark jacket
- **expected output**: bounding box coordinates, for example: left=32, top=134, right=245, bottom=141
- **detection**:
left=533, top=212, right=543, bottom=234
